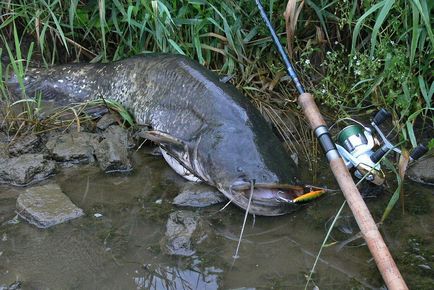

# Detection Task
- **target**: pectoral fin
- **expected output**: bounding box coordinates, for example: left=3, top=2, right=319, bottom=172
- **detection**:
left=140, top=130, right=185, bottom=146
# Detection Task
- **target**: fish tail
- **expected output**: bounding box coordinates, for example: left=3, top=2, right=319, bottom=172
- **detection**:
left=7, top=66, right=95, bottom=106
left=6, top=68, right=45, bottom=98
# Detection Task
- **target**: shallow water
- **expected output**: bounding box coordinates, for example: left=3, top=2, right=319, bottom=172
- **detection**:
left=0, top=148, right=433, bottom=289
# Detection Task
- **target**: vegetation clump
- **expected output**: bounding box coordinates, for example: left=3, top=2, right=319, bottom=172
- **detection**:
left=0, top=0, right=431, bottom=149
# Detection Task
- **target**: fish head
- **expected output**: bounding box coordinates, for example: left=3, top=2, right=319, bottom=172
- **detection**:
left=197, top=126, right=303, bottom=216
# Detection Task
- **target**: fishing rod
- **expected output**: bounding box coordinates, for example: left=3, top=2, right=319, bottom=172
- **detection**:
left=254, top=1, right=408, bottom=289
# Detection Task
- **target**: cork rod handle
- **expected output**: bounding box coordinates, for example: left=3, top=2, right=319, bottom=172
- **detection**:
left=298, top=93, right=408, bottom=290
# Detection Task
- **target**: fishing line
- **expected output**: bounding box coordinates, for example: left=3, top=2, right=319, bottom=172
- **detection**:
left=232, top=179, right=255, bottom=262
left=219, top=199, right=234, bottom=212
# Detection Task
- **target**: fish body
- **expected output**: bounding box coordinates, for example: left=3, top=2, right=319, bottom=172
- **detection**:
left=8, top=54, right=303, bottom=216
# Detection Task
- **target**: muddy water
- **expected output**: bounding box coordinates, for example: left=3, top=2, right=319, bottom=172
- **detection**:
left=0, top=148, right=433, bottom=289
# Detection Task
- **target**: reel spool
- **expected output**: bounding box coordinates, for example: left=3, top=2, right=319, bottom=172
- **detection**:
left=336, top=123, right=384, bottom=185
left=334, top=109, right=427, bottom=186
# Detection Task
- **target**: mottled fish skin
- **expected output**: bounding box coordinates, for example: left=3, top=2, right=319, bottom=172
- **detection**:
left=8, top=54, right=301, bottom=216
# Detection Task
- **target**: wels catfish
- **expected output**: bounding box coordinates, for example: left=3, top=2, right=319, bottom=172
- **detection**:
left=8, top=54, right=312, bottom=216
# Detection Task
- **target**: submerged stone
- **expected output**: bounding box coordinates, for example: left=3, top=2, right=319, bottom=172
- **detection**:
left=173, top=182, right=227, bottom=207
left=45, top=131, right=99, bottom=163
left=0, top=187, right=20, bottom=224
left=0, top=154, right=56, bottom=186
left=16, top=183, right=84, bottom=228
left=160, top=210, right=209, bottom=257
left=0, top=281, right=22, bottom=290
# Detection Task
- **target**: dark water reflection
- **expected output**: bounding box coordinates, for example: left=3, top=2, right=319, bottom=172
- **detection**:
left=0, top=148, right=433, bottom=289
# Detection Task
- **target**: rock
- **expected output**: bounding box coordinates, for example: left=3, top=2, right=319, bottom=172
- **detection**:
left=104, top=126, right=134, bottom=148
left=0, top=143, right=8, bottom=160
left=0, top=130, right=7, bottom=141
left=173, top=183, right=227, bottom=207
left=0, top=132, right=9, bottom=159
left=95, top=138, right=132, bottom=172
left=0, top=281, right=21, bottom=290
left=407, top=156, right=434, bottom=185
left=0, top=154, right=56, bottom=186
left=8, top=134, right=41, bottom=156
left=96, top=113, right=118, bottom=130
left=16, top=183, right=84, bottom=228
left=45, top=132, right=99, bottom=163
left=160, top=210, right=210, bottom=257
left=95, top=126, right=133, bottom=172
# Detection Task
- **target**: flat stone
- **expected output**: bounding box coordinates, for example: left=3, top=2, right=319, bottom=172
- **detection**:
left=16, top=183, right=84, bottom=228
left=8, top=134, right=41, bottom=156
left=407, top=156, right=434, bottom=185
left=96, top=113, right=118, bottom=130
left=173, top=183, right=227, bottom=207
left=0, top=154, right=56, bottom=186
left=45, top=132, right=99, bottom=163
left=160, top=210, right=209, bottom=257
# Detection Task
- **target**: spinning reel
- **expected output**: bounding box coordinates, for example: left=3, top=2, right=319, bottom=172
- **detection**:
left=334, top=109, right=428, bottom=185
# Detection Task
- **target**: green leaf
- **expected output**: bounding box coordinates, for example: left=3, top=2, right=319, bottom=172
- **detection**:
left=409, top=1, right=420, bottom=65
left=406, top=121, right=417, bottom=148
left=352, top=1, right=384, bottom=55
left=168, top=39, right=185, bottom=55
left=418, top=76, right=433, bottom=109
left=410, top=0, right=434, bottom=47
left=428, top=138, right=434, bottom=150
left=370, top=0, right=395, bottom=57
left=381, top=181, right=401, bottom=223
left=69, top=0, right=79, bottom=35
left=40, top=0, right=69, bottom=54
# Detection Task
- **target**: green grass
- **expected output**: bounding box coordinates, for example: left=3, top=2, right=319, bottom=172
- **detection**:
left=0, top=0, right=432, bottom=198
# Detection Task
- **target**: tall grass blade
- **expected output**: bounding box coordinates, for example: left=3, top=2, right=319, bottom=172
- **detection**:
left=370, top=0, right=395, bottom=57
left=418, top=76, right=433, bottom=109
left=409, top=1, right=420, bottom=65
left=351, top=2, right=384, bottom=55
left=305, top=0, right=330, bottom=43
left=41, top=0, right=69, bottom=54
left=410, top=0, right=434, bottom=46
left=98, top=0, right=107, bottom=61
left=69, top=0, right=79, bottom=36
left=168, top=39, right=186, bottom=55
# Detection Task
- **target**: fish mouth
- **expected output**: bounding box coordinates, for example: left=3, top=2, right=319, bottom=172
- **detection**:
left=223, top=181, right=307, bottom=216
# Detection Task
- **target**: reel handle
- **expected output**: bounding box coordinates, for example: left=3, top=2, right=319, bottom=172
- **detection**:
left=372, top=108, right=392, bottom=126
left=410, top=144, right=428, bottom=161
left=371, top=146, right=388, bottom=163
left=372, top=108, right=391, bottom=126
